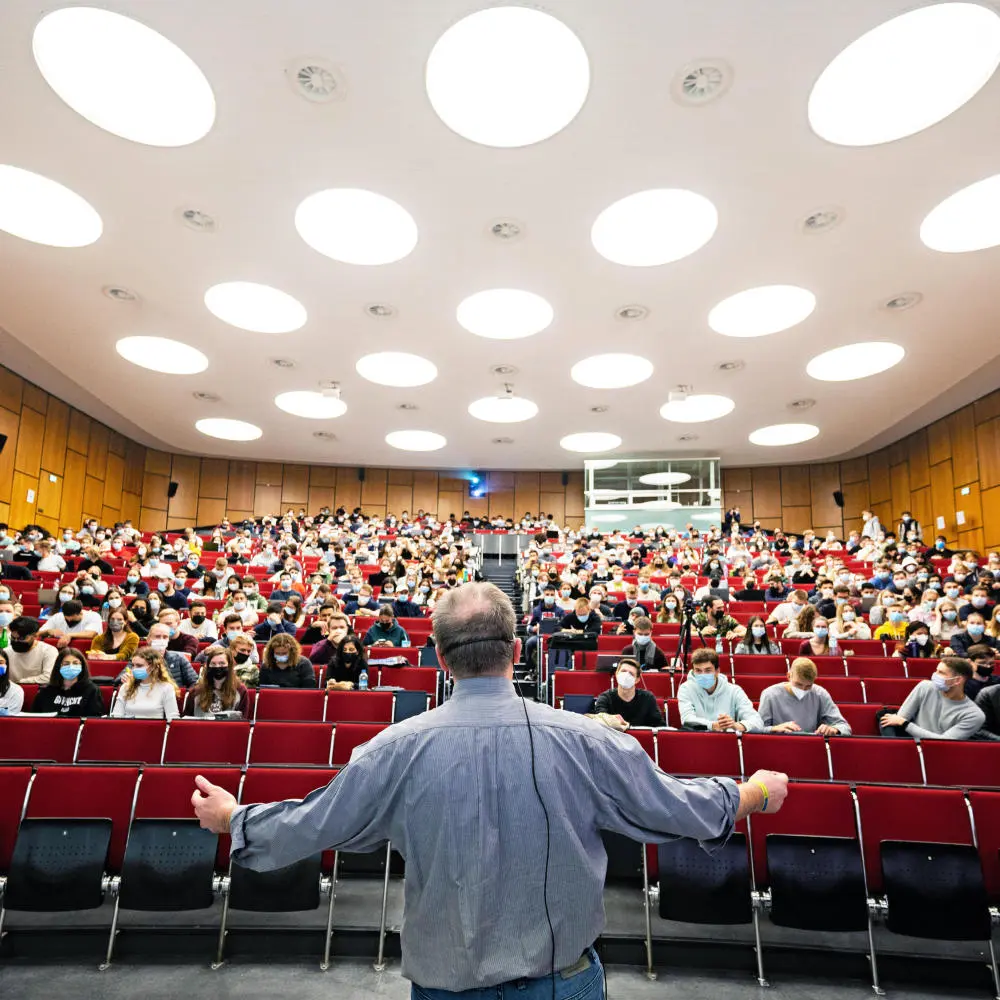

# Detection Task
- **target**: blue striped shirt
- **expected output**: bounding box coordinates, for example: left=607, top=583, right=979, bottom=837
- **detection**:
left=229, top=675, right=740, bottom=990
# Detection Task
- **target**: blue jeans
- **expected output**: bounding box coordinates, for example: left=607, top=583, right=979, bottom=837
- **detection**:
left=411, top=947, right=604, bottom=1000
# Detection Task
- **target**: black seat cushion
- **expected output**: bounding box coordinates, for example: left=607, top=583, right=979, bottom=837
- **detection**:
left=229, top=855, right=322, bottom=912
left=118, top=819, right=218, bottom=911
left=658, top=834, right=751, bottom=924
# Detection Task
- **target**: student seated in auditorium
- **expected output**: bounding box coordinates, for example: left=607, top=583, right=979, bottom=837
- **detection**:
left=733, top=616, right=782, bottom=655
left=829, top=602, right=870, bottom=641
left=758, top=657, right=851, bottom=736
left=156, top=608, right=200, bottom=658
left=587, top=658, right=664, bottom=732
left=6, top=616, right=59, bottom=685
left=872, top=602, right=910, bottom=643
left=153, top=573, right=189, bottom=611
left=388, top=585, right=422, bottom=619
left=959, top=584, right=995, bottom=622
left=88, top=606, right=140, bottom=661
left=585, top=585, right=614, bottom=620
left=964, top=643, right=999, bottom=700
left=226, top=633, right=259, bottom=687
left=975, top=683, right=1000, bottom=739
left=258, top=633, right=315, bottom=688
left=621, top=616, right=669, bottom=671
left=879, top=659, right=985, bottom=740
left=797, top=616, right=852, bottom=656
left=892, top=620, right=944, bottom=659
left=766, top=588, right=809, bottom=627
left=301, top=605, right=349, bottom=646
left=178, top=599, right=219, bottom=642
left=253, top=602, right=298, bottom=642
left=559, top=597, right=602, bottom=637
left=30, top=648, right=105, bottom=717
left=363, top=606, right=410, bottom=647
left=656, top=592, right=685, bottom=624
left=112, top=648, right=180, bottom=719
left=692, top=597, right=745, bottom=641
left=677, top=648, right=764, bottom=733
left=324, top=634, right=368, bottom=691
left=117, top=622, right=199, bottom=687
left=37, top=598, right=103, bottom=649
left=183, top=645, right=248, bottom=719
left=947, top=611, right=998, bottom=658
left=343, top=583, right=379, bottom=618
left=611, top=585, right=642, bottom=623
left=0, top=649, right=23, bottom=715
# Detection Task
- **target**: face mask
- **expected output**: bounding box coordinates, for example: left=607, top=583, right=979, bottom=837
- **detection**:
left=955, top=574, right=967, bottom=583
left=131, top=666, right=149, bottom=681
left=274, top=654, right=289, bottom=664
left=284, top=606, right=296, bottom=617
left=968, top=624, right=985, bottom=638
left=149, top=639, right=168, bottom=652
left=943, top=610, right=958, bottom=622
left=821, top=591, right=833, bottom=600
left=692, top=672, right=716, bottom=690
left=972, top=596, right=988, bottom=608
left=842, top=611, right=856, bottom=622
left=157, top=581, right=168, bottom=592
left=268, top=614, right=282, bottom=625
left=11, top=639, right=32, bottom=653
left=914, top=633, right=929, bottom=646
left=889, top=612, right=906, bottom=624
left=234, top=652, right=250, bottom=664
left=358, top=596, right=369, bottom=606
left=149, top=559, right=159, bottom=568
left=208, top=667, right=228, bottom=682
left=60, top=663, right=83, bottom=681
left=127, top=575, right=139, bottom=584
left=931, top=673, right=950, bottom=691
left=81, top=585, right=94, bottom=596
left=560, top=590, right=571, bottom=598
left=791, top=685, right=808, bottom=701
left=280, top=581, right=292, bottom=591
left=878, top=571, right=891, bottom=580
left=975, top=662, right=994, bottom=677
left=112, top=543, right=123, bottom=551
left=59, top=592, right=73, bottom=603
left=109, top=620, right=124, bottom=633
left=616, top=671, right=637, bottom=690
left=665, top=601, right=677, bottom=610
left=634, top=634, right=651, bottom=646
left=639, top=583, right=650, bottom=592
left=751, top=626, right=766, bottom=639
left=814, top=627, right=829, bottom=638
left=626, top=599, right=637, bottom=607
left=0, top=591, right=9, bottom=602
left=0, top=663, right=6, bottom=676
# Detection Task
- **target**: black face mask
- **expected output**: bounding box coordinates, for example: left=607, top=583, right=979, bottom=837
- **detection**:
left=207, top=667, right=228, bottom=682
left=64, top=620, right=82, bottom=629
left=341, top=652, right=358, bottom=664
left=10, top=640, right=32, bottom=653
left=191, top=614, right=206, bottom=625
left=234, top=652, right=250, bottom=664
left=976, top=662, right=994, bottom=677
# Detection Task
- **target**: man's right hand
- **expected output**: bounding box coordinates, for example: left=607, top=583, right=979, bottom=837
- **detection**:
left=746, top=769, right=789, bottom=814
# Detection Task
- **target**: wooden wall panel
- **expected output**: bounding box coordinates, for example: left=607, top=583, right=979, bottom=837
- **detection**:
left=21, top=383, right=46, bottom=414
left=909, top=486, right=932, bottom=536
left=14, top=407, right=44, bottom=478
left=197, top=498, right=227, bottom=526
left=108, top=430, right=126, bottom=458
left=809, top=463, right=842, bottom=530
left=139, top=508, right=167, bottom=532
left=103, top=452, right=124, bottom=511
left=360, top=468, right=388, bottom=507
left=0, top=407, right=19, bottom=505
left=840, top=481, right=870, bottom=536
left=950, top=406, right=980, bottom=486
left=927, top=418, right=951, bottom=467
left=256, top=463, right=282, bottom=485
left=67, top=410, right=90, bottom=455
left=123, top=440, right=145, bottom=495
left=40, top=398, right=69, bottom=477
left=781, top=505, right=812, bottom=534
left=412, top=471, right=438, bottom=515
left=438, top=490, right=464, bottom=519
left=867, top=449, right=891, bottom=504
left=977, top=418, right=1000, bottom=491
left=514, top=472, right=539, bottom=518
left=307, top=486, right=336, bottom=513
left=387, top=468, right=412, bottom=486
left=199, top=459, right=229, bottom=499
left=227, top=461, right=255, bottom=510
left=840, top=456, right=868, bottom=484
left=565, top=472, right=584, bottom=518
left=281, top=465, right=310, bottom=506
left=87, top=423, right=109, bottom=476
left=780, top=466, right=810, bottom=507
left=144, top=449, right=170, bottom=476
left=930, top=460, right=956, bottom=543
left=141, top=474, right=169, bottom=512
left=0, top=366, right=24, bottom=414
left=956, top=482, right=983, bottom=536
left=539, top=491, right=565, bottom=525
left=723, top=468, right=752, bottom=493
left=82, top=476, right=104, bottom=521
left=120, top=491, right=141, bottom=525
left=309, top=466, right=337, bottom=488
left=168, top=455, right=200, bottom=519
left=61, top=451, right=88, bottom=530
left=890, top=462, right=911, bottom=517
left=907, top=429, right=930, bottom=489
left=751, top=466, right=781, bottom=520
left=386, top=484, right=412, bottom=516
left=982, top=487, right=1000, bottom=548
left=35, top=470, right=62, bottom=525
left=10, top=471, right=37, bottom=526
left=253, top=484, right=282, bottom=516
left=488, top=489, right=515, bottom=521
left=335, top=467, right=361, bottom=511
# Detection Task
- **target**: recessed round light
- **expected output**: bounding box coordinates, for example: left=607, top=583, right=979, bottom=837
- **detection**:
left=116, top=336, right=208, bottom=374
left=467, top=394, right=539, bottom=423
left=32, top=7, right=215, bottom=147
left=749, top=423, right=819, bottom=447
left=385, top=430, right=446, bottom=452
left=806, top=342, right=905, bottom=382
left=274, top=391, right=347, bottom=419
left=591, top=189, right=718, bottom=266
left=457, top=289, right=554, bottom=340
left=808, top=3, right=1000, bottom=147
left=355, top=352, right=437, bottom=387
left=639, top=472, right=692, bottom=486
left=425, top=6, right=589, bottom=148
left=659, top=393, right=735, bottom=423
left=196, top=418, right=262, bottom=442
left=204, top=282, right=307, bottom=334
left=0, top=165, right=101, bottom=247
left=921, top=174, right=1000, bottom=253
left=295, top=188, right=418, bottom=265
left=571, top=354, right=653, bottom=389
left=560, top=432, right=621, bottom=453
left=708, top=285, right=816, bottom=338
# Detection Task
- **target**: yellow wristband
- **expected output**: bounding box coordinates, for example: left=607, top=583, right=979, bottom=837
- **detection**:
left=753, top=780, right=770, bottom=812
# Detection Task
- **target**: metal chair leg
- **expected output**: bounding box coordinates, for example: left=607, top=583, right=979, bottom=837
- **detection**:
left=212, top=884, right=231, bottom=970
left=866, top=908, right=885, bottom=996
left=641, top=848, right=656, bottom=981
left=321, top=853, right=339, bottom=971
left=99, top=895, right=121, bottom=971
left=987, top=933, right=1000, bottom=1000
left=373, top=843, right=392, bottom=973
left=751, top=905, right=769, bottom=988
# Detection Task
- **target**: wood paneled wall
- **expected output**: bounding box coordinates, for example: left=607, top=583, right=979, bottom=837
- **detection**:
left=0, top=365, right=145, bottom=534
left=722, top=387, right=1000, bottom=551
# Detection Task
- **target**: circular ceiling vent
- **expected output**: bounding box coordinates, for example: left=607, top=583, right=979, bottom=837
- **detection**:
left=365, top=303, right=395, bottom=319
left=192, top=391, right=220, bottom=402
left=285, top=59, right=346, bottom=102
left=716, top=359, right=745, bottom=372
left=590, top=405, right=609, bottom=413
left=487, top=218, right=524, bottom=242
left=672, top=60, right=733, bottom=105
left=492, top=436, right=514, bottom=444
left=397, top=402, right=419, bottom=411
left=677, top=433, right=699, bottom=441
left=179, top=207, right=217, bottom=233
left=269, top=357, right=296, bottom=369
left=615, top=304, right=649, bottom=321
left=489, top=363, right=519, bottom=376
left=102, top=285, right=137, bottom=302
left=313, top=431, right=338, bottom=441
left=802, top=206, right=843, bottom=234
left=882, top=291, right=923, bottom=312
left=788, top=397, right=816, bottom=411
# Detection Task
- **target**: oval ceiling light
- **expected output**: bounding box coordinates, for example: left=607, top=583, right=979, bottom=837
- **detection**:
left=571, top=353, right=653, bottom=389
left=639, top=472, right=692, bottom=486
left=591, top=189, right=718, bottom=266
left=806, top=341, right=905, bottom=381
left=749, top=423, right=820, bottom=447
left=295, top=188, right=418, bottom=265
left=195, top=418, right=262, bottom=441
left=457, top=289, right=553, bottom=340
left=385, top=430, right=446, bottom=452
left=467, top=394, right=539, bottom=423
left=426, top=6, right=589, bottom=148
left=708, top=285, right=816, bottom=337
left=116, top=336, right=208, bottom=374
left=920, top=173, right=1000, bottom=252
left=560, top=432, right=622, bottom=453
left=0, top=165, right=102, bottom=247
left=659, top=394, right=735, bottom=423
left=33, top=7, right=216, bottom=147
left=808, top=3, right=1000, bottom=147
left=274, top=391, right=347, bottom=419
left=355, top=352, right=437, bottom=387
left=204, top=282, right=307, bottom=334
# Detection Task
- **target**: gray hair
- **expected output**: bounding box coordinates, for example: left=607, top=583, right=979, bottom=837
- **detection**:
left=431, top=582, right=516, bottom=679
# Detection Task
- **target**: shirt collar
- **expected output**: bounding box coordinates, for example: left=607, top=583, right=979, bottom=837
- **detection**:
left=450, top=675, right=518, bottom=702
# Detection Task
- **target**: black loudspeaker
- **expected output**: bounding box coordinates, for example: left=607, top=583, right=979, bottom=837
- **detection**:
left=561, top=471, right=569, bottom=486
left=167, top=481, right=179, bottom=498
left=357, top=467, right=366, bottom=483
left=833, top=490, right=845, bottom=508
left=0, top=433, right=7, bottom=454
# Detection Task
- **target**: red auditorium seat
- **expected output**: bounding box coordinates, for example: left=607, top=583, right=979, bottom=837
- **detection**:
left=18, top=684, right=40, bottom=712
left=742, top=733, right=831, bottom=780
left=845, top=657, right=907, bottom=679
left=254, top=689, right=326, bottom=721
left=161, top=719, right=251, bottom=765
left=839, top=704, right=882, bottom=736
left=655, top=730, right=741, bottom=778
left=596, top=635, right=633, bottom=653
left=76, top=718, right=167, bottom=764
left=733, top=675, right=781, bottom=702
left=816, top=676, right=865, bottom=703
left=862, top=677, right=920, bottom=705
left=827, top=737, right=924, bottom=784
left=968, top=791, right=1000, bottom=903
left=920, top=741, right=1000, bottom=788
left=780, top=639, right=805, bottom=657
left=838, top=640, right=886, bottom=657
left=0, top=717, right=80, bottom=763
left=240, top=765, right=337, bottom=810
left=377, top=666, right=439, bottom=707
left=0, top=765, right=33, bottom=871
left=326, top=690, right=395, bottom=723
left=638, top=673, right=672, bottom=700
left=664, top=698, right=680, bottom=728
left=330, top=722, right=389, bottom=767
left=248, top=722, right=334, bottom=766
left=551, top=671, right=611, bottom=704
left=732, top=655, right=788, bottom=676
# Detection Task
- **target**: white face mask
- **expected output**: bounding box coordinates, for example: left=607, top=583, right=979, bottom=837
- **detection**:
left=616, top=671, right=636, bottom=690
left=791, top=685, right=809, bottom=701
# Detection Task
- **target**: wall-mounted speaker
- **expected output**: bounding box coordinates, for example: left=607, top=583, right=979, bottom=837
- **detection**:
left=0, top=433, right=7, bottom=454
left=833, top=490, right=845, bottom=508
left=167, top=481, right=179, bottom=498
left=561, top=471, right=569, bottom=487
left=357, top=467, right=366, bottom=482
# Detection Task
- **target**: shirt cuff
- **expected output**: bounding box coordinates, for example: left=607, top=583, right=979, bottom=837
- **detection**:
left=229, top=804, right=249, bottom=855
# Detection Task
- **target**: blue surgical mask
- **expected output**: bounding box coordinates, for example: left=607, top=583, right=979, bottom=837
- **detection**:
left=60, top=664, right=83, bottom=680
left=157, top=581, right=168, bottom=592
left=0, top=663, right=7, bottom=676
left=543, top=595, right=555, bottom=606
left=227, top=631, right=243, bottom=642
left=969, top=624, right=986, bottom=638
left=943, top=610, right=958, bottom=622
left=275, top=654, right=289, bottom=664
left=634, top=634, right=651, bottom=646
left=576, top=613, right=589, bottom=623
left=59, top=592, right=72, bottom=603
left=131, top=666, right=148, bottom=681
left=814, top=627, right=828, bottom=638
left=751, top=626, right=766, bottom=638
left=0, top=612, right=12, bottom=628
left=889, top=612, right=906, bottom=624
left=692, top=672, right=716, bottom=690
left=81, top=585, right=94, bottom=595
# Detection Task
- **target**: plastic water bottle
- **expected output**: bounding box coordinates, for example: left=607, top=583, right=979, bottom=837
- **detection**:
left=401, top=638, right=411, bottom=648
left=829, top=633, right=839, bottom=654
left=358, top=667, right=369, bottom=691
left=715, top=634, right=724, bottom=655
